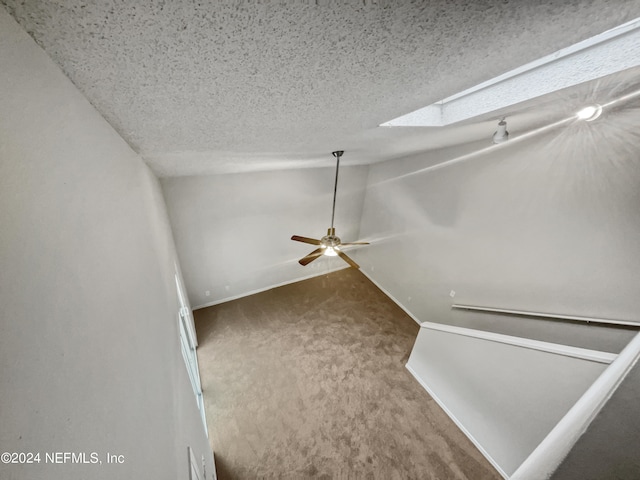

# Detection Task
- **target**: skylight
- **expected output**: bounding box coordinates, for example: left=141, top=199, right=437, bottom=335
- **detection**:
left=381, top=17, right=640, bottom=127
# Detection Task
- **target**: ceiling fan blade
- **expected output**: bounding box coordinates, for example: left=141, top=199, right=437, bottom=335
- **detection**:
left=337, top=250, right=360, bottom=269
left=291, top=235, right=321, bottom=245
left=339, top=242, right=370, bottom=246
left=299, top=248, right=324, bottom=266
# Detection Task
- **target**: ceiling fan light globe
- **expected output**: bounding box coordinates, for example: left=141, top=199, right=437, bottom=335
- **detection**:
left=324, top=246, right=339, bottom=257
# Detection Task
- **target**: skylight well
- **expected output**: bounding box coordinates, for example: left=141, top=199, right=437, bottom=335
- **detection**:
left=381, top=18, right=640, bottom=127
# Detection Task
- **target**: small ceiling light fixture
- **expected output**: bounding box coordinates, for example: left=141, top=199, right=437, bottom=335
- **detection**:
left=492, top=118, right=509, bottom=144
left=576, top=104, right=603, bottom=121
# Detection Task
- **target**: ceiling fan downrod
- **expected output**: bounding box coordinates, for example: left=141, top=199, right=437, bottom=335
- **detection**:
left=330, top=150, right=344, bottom=234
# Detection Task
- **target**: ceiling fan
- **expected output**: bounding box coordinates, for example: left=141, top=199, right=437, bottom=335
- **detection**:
left=291, top=150, right=369, bottom=268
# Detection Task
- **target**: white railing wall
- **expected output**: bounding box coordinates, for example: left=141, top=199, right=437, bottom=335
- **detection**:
left=406, top=322, right=616, bottom=478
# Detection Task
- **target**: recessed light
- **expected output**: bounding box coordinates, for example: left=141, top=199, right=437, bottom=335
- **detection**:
left=576, top=104, right=603, bottom=121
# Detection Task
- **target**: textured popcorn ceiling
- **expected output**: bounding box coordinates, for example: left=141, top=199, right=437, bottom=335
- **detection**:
left=3, top=0, right=640, bottom=176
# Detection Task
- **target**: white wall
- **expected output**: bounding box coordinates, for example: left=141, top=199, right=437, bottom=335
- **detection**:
left=355, top=111, right=640, bottom=351
left=161, top=165, right=369, bottom=307
left=0, top=8, right=213, bottom=480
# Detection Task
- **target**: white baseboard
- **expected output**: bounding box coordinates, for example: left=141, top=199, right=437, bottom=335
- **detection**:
left=405, top=363, right=510, bottom=479
left=192, top=265, right=349, bottom=310
left=359, top=269, right=422, bottom=325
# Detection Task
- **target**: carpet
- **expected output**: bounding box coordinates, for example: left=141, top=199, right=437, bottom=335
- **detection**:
left=194, top=268, right=500, bottom=480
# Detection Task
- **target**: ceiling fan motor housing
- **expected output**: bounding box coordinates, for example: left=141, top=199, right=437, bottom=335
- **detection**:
left=321, top=227, right=341, bottom=248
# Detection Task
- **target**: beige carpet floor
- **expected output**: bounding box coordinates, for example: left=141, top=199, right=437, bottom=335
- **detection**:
left=194, top=268, right=500, bottom=480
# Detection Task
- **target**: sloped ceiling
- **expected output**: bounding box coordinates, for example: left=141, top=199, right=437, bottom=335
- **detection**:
left=3, top=0, right=640, bottom=175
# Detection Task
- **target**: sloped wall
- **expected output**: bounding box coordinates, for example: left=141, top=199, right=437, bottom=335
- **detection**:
left=355, top=113, right=640, bottom=351
left=0, top=8, right=213, bottom=480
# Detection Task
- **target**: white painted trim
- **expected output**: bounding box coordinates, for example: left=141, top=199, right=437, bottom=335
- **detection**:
left=187, top=446, right=203, bottom=480
left=420, top=321, right=617, bottom=365
left=406, top=363, right=509, bottom=479
left=358, top=270, right=422, bottom=325
left=452, top=304, right=638, bottom=327
left=192, top=265, right=349, bottom=310
left=511, top=330, right=640, bottom=479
